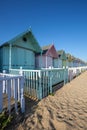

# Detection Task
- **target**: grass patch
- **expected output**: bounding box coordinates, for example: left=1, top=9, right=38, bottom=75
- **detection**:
left=0, top=111, right=13, bottom=130
left=49, top=93, right=54, bottom=96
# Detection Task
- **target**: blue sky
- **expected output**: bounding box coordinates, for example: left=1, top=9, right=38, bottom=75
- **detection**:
left=0, top=0, right=87, bottom=61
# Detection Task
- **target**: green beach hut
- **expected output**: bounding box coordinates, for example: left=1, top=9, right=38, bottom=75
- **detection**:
left=57, top=50, right=67, bottom=68
left=0, top=29, right=42, bottom=72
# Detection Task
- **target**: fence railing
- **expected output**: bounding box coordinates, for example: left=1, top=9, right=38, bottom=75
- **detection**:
left=1, top=66, right=87, bottom=113
left=68, top=66, right=87, bottom=81
left=0, top=73, right=25, bottom=113
left=10, top=68, right=68, bottom=99
left=9, top=66, right=87, bottom=100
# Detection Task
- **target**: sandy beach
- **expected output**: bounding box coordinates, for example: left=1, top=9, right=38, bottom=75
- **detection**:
left=7, top=71, right=87, bottom=130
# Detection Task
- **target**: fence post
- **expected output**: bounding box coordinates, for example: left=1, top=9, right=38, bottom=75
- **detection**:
left=36, top=72, right=38, bottom=99
left=11, top=78, right=14, bottom=97
left=65, top=66, right=68, bottom=83
left=14, top=78, right=18, bottom=113
left=19, top=67, right=23, bottom=76
left=63, top=66, right=65, bottom=85
left=69, top=70, right=72, bottom=82
left=7, top=79, right=11, bottom=113
left=20, top=77, right=25, bottom=113
left=50, top=70, right=52, bottom=94
left=38, top=71, right=42, bottom=100
left=0, top=81, right=3, bottom=112
left=3, top=70, right=6, bottom=93
left=18, top=78, right=20, bottom=102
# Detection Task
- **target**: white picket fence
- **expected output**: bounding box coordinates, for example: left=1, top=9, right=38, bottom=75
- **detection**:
left=10, top=67, right=68, bottom=99
left=9, top=66, right=87, bottom=100
left=1, top=66, right=86, bottom=114
left=0, top=73, right=25, bottom=113
left=68, top=66, right=87, bottom=81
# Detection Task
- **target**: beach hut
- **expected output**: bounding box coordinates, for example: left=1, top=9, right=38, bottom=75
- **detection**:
left=80, top=60, right=86, bottom=66
left=73, top=57, right=78, bottom=67
left=72, top=57, right=83, bottom=67
left=66, top=53, right=74, bottom=67
left=66, top=54, right=86, bottom=67
left=57, top=50, right=67, bottom=68
left=0, top=29, right=42, bottom=72
left=36, top=44, right=58, bottom=68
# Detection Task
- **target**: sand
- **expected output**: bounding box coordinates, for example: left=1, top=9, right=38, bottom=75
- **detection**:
left=7, top=71, right=87, bottom=130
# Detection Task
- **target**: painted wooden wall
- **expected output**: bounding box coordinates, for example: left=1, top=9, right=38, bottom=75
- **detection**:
left=45, top=56, right=53, bottom=68
left=1, top=47, right=35, bottom=71
left=66, top=61, right=73, bottom=67
left=57, top=50, right=67, bottom=68
left=53, top=58, right=58, bottom=68
left=36, top=55, right=58, bottom=68
left=58, top=59, right=62, bottom=68
left=58, top=59, right=67, bottom=68
left=0, top=46, right=9, bottom=71
left=12, top=47, right=35, bottom=69
left=41, top=56, right=53, bottom=68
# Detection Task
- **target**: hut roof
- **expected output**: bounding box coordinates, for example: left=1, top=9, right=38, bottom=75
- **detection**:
left=0, top=29, right=42, bottom=53
left=42, top=44, right=52, bottom=50
left=42, top=44, right=58, bottom=58
left=57, top=50, right=67, bottom=60
left=57, top=50, right=64, bottom=55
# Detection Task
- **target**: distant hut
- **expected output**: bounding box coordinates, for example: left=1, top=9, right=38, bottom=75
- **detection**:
left=66, top=53, right=74, bottom=67
left=75, top=58, right=81, bottom=67
left=57, top=50, right=67, bottom=68
left=0, top=29, right=42, bottom=72
left=66, top=53, right=86, bottom=67
left=79, top=60, right=86, bottom=66
left=73, top=57, right=78, bottom=67
left=36, top=44, right=58, bottom=68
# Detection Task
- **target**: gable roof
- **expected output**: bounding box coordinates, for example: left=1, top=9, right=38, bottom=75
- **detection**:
left=42, top=44, right=52, bottom=50
left=57, top=50, right=67, bottom=60
left=66, top=53, right=73, bottom=61
left=57, top=50, right=64, bottom=55
left=42, top=44, right=58, bottom=58
left=0, top=29, right=42, bottom=53
left=42, top=44, right=52, bottom=54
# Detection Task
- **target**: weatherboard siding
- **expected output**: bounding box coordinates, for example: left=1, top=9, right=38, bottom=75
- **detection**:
left=0, top=46, right=9, bottom=71
left=45, top=56, right=53, bottom=68
left=58, top=59, right=62, bottom=68
left=13, top=47, right=35, bottom=69
left=53, top=58, right=58, bottom=68
left=36, top=55, right=53, bottom=68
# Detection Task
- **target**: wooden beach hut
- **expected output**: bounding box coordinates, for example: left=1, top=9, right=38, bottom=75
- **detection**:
left=57, top=50, right=67, bottom=68
left=66, top=53, right=86, bottom=67
left=73, top=57, right=79, bottom=67
left=0, top=29, right=42, bottom=72
left=79, top=60, right=86, bottom=66
left=66, top=53, right=74, bottom=67
left=36, top=44, right=58, bottom=68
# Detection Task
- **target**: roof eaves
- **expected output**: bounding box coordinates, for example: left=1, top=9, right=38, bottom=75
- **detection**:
left=42, top=44, right=52, bottom=51
left=8, top=29, right=31, bottom=44
left=30, top=30, right=42, bottom=52
left=0, top=29, right=31, bottom=47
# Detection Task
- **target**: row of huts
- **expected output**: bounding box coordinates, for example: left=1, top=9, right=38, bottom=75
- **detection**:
left=0, top=29, right=86, bottom=72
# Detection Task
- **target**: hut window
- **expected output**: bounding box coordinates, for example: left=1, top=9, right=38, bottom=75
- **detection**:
left=23, top=37, right=27, bottom=42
